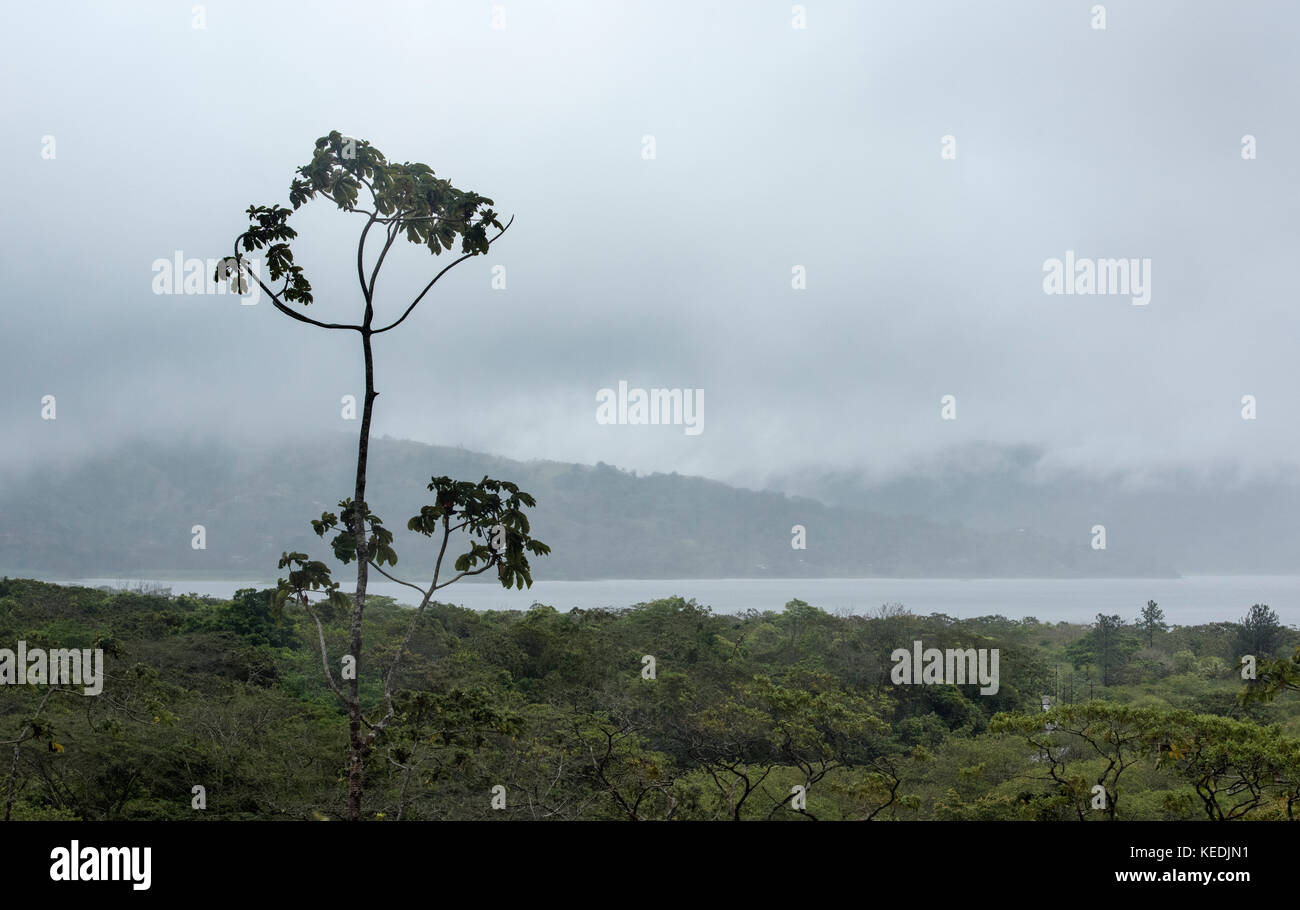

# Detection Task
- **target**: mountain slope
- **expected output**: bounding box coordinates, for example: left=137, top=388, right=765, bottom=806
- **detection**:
left=0, top=435, right=1173, bottom=579
left=770, top=442, right=1300, bottom=575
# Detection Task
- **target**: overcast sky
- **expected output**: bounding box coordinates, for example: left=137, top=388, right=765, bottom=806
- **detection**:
left=3, top=0, right=1298, bottom=492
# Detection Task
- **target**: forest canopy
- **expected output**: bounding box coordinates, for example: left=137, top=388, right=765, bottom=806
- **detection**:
left=2, top=578, right=1296, bottom=821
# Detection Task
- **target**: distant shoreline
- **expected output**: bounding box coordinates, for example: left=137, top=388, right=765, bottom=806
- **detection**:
left=3, top=571, right=1198, bottom=584
left=5, top=575, right=1295, bottom=624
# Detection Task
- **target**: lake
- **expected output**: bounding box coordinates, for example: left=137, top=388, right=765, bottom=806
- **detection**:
left=39, top=575, right=1300, bottom=625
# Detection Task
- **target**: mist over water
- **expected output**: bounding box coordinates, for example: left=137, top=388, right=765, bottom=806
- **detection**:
left=48, top=575, right=1300, bottom=625
left=5, top=2, right=1300, bottom=495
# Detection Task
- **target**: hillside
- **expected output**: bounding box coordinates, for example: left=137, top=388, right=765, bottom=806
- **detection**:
left=0, top=435, right=1173, bottom=579
left=773, top=443, right=1300, bottom=574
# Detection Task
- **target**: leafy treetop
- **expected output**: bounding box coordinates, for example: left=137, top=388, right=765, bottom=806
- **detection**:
left=218, top=130, right=507, bottom=319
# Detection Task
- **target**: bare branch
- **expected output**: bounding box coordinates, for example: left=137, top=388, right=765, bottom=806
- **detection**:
left=431, top=564, right=493, bottom=592
left=371, top=215, right=514, bottom=335
left=231, top=242, right=361, bottom=331
left=356, top=212, right=380, bottom=311
left=367, top=560, right=426, bottom=598
left=367, top=220, right=401, bottom=308
left=304, top=600, right=346, bottom=706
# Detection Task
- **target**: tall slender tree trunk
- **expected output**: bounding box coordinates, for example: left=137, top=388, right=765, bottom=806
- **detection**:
left=346, top=329, right=378, bottom=821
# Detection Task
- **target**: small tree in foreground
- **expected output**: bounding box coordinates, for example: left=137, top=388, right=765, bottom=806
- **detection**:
left=218, top=131, right=549, bottom=820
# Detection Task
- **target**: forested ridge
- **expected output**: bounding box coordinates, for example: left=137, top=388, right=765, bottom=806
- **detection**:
left=0, top=435, right=1172, bottom=579
left=3, top=578, right=1297, bottom=821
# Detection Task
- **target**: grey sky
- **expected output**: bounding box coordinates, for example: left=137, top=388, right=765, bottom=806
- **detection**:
left=3, top=0, right=1298, bottom=492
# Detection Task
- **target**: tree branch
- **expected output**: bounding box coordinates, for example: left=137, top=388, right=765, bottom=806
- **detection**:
left=367, top=220, right=401, bottom=308
left=371, top=215, right=514, bottom=335
left=367, top=561, right=425, bottom=598
left=356, top=212, right=380, bottom=312
left=232, top=242, right=361, bottom=331
left=304, top=600, right=346, bottom=706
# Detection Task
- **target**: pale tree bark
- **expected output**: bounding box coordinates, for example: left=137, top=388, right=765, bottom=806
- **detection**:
left=3, top=687, right=60, bottom=822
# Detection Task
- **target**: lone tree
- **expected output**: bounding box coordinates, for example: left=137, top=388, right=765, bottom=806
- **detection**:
left=1066, top=613, right=1135, bottom=688
left=1237, top=603, right=1284, bottom=659
left=1138, top=599, right=1167, bottom=647
left=218, top=131, right=549, bottom=820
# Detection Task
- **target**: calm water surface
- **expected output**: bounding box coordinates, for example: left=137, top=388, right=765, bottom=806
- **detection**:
left=43, top=576, right=1300, bottom=625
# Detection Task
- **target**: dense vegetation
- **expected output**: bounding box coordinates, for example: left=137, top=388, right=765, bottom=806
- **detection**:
left=3, top=578, right=1297, bottom=820
left=0, top=435, right=1170, bottom=579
